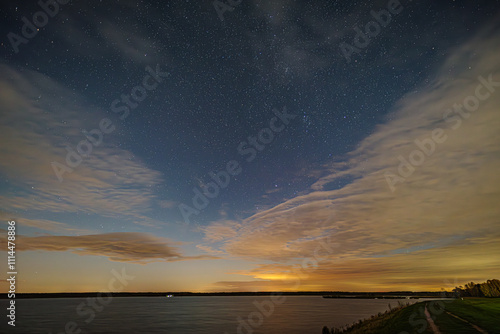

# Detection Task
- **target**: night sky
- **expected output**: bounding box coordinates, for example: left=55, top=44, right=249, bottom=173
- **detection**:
left=1, top=0, right=499, bottom=293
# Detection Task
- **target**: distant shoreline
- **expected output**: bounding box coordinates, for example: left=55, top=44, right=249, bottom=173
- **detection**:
left=1, top=291, right=454, bottom=299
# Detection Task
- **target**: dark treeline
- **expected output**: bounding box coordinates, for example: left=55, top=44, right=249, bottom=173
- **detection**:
left=453, top=279, right=500, bottom=297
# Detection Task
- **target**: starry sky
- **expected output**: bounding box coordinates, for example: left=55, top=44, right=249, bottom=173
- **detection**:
left=1, top=0, right=499, bottom=293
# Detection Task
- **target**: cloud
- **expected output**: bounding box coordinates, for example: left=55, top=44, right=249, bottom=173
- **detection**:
left=201, top=20, right=500, bottom=290
left=42, top=3, right=170, bottom=66
left=208, top=280, right=284, bottom=292
left=209, top=234, right=500, bottom=291
left=196, top=244, right=226, bottom=255
left=0, top=232, right=218, bottom=264
left=243, top=0, right=427, bottom=83
left=0, top=64, right=167, bottom=227
left=202, top=220, right=241, bottom=243
left=8, top=217, right=92, bottom=235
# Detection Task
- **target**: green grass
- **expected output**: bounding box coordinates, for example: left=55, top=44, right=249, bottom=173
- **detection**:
left=326, top=298, right=500, bottom=334
left=329, top=302, right=433, bottom=334
left=431, top=307, right=478, bottom=333
left=437, top=298, right=500, bottom=334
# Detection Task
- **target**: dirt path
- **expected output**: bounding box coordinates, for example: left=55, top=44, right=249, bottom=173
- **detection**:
left=424, top=306, right=441, bottom=334
left=445, top=311, right=488, bottom=334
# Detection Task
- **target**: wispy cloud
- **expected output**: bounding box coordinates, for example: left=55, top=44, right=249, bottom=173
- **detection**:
left=0, top=64, right=165, bottom=227
left=0, top=232, right=218, bottom=264
left=202, top=220, right=241, bottom=243
left=244, top=0, right=421, bottom=82
left=209, top=235, right=500, bottom=291
left=158, top=200, right=179, bottom=209
left=196, top=244, right=226, bottom=255
left=48, top=3, right=169, bottom=65
left=5, top=217, right=92, bottom=235
left=201, top=20, right=500, bottom=290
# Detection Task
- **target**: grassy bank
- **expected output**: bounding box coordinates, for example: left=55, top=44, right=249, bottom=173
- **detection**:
left=323, top=301, right=432, bottom=334
left=433, top=298, right=500, bottom=334
left=322, top=298, right=500, bottom=334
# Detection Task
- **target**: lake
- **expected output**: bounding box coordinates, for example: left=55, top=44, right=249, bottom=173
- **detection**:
left=1, top=296, right=428, bottom=333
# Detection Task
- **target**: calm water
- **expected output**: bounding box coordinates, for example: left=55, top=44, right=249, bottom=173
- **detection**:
left=1, top=296, right=427, bottom=333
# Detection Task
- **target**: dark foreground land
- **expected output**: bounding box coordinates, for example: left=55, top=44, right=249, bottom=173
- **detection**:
left=322, top=298, right=500, bottom=334
left=1, top=291, right=453, bottom=299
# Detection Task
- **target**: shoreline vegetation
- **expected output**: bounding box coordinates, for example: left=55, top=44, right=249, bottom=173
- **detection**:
left=322, top=279, right=500, bottom=334
left=322, top=299, right=413, bottom=334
